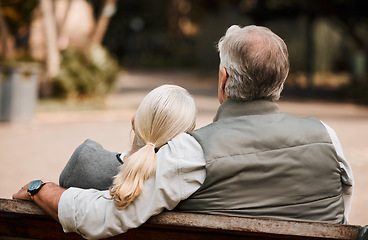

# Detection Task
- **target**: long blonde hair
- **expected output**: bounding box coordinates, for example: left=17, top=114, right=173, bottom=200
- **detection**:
left=109, top=85, right=196, bottom=209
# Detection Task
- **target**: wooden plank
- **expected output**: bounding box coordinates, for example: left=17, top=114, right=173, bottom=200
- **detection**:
left=0, top=198, right=365, bottom=240
left=147, top=212, right=362, bottom=239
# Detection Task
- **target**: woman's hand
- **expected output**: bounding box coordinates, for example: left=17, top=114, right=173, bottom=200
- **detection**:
left=12, top=182, right=33, bottom=201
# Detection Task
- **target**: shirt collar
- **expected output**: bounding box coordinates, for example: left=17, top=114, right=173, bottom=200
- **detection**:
left=213, top=98, right=280, bottom=122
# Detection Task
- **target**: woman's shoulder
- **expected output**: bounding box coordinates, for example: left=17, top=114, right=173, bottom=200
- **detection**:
left=59, top=139, right=121, bottom=190
left=160, top=133, right=204, bottom=160
left=80, top=139, right=103, bottom=150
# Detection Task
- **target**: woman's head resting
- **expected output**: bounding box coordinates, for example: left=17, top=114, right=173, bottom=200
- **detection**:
left=110, top=84, right=196, bottom=209
left=133, top=84, right=196, bottom=149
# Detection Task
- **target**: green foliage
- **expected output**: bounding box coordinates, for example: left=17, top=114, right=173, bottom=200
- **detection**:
left=53, top=46, right=120, bottom=99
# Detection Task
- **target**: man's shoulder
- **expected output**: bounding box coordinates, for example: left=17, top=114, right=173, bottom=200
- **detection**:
left=170, top=132, right=202, bottom=148
left=188, top=121, right=217, bottom=136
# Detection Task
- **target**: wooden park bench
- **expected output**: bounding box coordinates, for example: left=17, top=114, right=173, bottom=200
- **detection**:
left=0, top=198, right=367, bottom=240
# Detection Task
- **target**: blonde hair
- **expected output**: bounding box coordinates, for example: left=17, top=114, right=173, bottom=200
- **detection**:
left=109, top=85, right=196, bottom=209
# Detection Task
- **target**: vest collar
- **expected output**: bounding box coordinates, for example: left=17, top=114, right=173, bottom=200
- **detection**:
left=213, top=99, right=280, bottom=122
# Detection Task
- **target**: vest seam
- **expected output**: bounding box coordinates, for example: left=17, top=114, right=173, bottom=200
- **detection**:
left=187, top=194, right=343, bottom=211
left=205, top=141, right=334, bottom=164
left=233, top=194, right=342, bottom=210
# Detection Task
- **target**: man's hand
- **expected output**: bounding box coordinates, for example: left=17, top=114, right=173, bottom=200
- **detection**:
left=12, top=181, right=66, bottom=221
left=12, top=181, right=33, bottom=201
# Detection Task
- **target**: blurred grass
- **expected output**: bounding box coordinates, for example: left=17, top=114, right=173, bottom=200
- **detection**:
left=36, top=98, right=107, bottom=113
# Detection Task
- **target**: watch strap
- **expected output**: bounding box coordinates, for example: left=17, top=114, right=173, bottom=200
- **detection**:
left=27, top=180, right=46, bottom=196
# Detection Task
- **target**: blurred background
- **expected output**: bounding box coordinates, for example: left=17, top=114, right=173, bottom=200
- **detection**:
left=1, top=0, right=368, bottom=99
left=0, top=0, right=367, bottom=226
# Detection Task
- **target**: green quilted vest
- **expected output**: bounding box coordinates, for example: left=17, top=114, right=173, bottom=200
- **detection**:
left=177, top=99, right=345, bottom=223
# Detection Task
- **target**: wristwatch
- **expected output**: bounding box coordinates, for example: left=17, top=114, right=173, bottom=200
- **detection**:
left=27, top=180, right=46, bottom=197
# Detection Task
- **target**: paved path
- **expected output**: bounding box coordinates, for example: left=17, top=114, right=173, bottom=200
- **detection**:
left=0, top=70, right=367, bottom=225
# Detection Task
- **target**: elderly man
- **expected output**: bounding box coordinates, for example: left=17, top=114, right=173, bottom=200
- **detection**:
left=13, top=25, right=353, bottom=239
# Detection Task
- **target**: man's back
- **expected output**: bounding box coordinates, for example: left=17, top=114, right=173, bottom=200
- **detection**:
left=177, top=99, right=345, bottom=223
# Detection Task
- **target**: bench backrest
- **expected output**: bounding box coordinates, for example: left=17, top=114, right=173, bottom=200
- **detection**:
left=0, top=198, right=367, bottom=240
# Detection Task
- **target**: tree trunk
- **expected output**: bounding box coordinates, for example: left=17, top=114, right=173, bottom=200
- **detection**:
left=0, top=2, right=16, bottom=59
left=40, top=0, right=60, bottom=79
left=90, top=0, right=117, bottom=46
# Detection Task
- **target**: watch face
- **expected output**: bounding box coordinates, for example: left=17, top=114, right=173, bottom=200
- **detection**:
left=29, top=180, right=43, bottom=191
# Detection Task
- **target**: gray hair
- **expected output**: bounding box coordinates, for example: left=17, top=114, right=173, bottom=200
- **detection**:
left=217, top=25, right=289, bottom=101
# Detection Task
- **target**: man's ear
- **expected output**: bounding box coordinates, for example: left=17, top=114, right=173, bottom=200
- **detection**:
left=218, top=67, right=229, bottom=104
left=220, top=67, right=228, bottom=91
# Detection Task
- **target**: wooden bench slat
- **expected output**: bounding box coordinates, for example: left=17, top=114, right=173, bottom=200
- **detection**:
left=0, top=198, right=366, bottom=240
